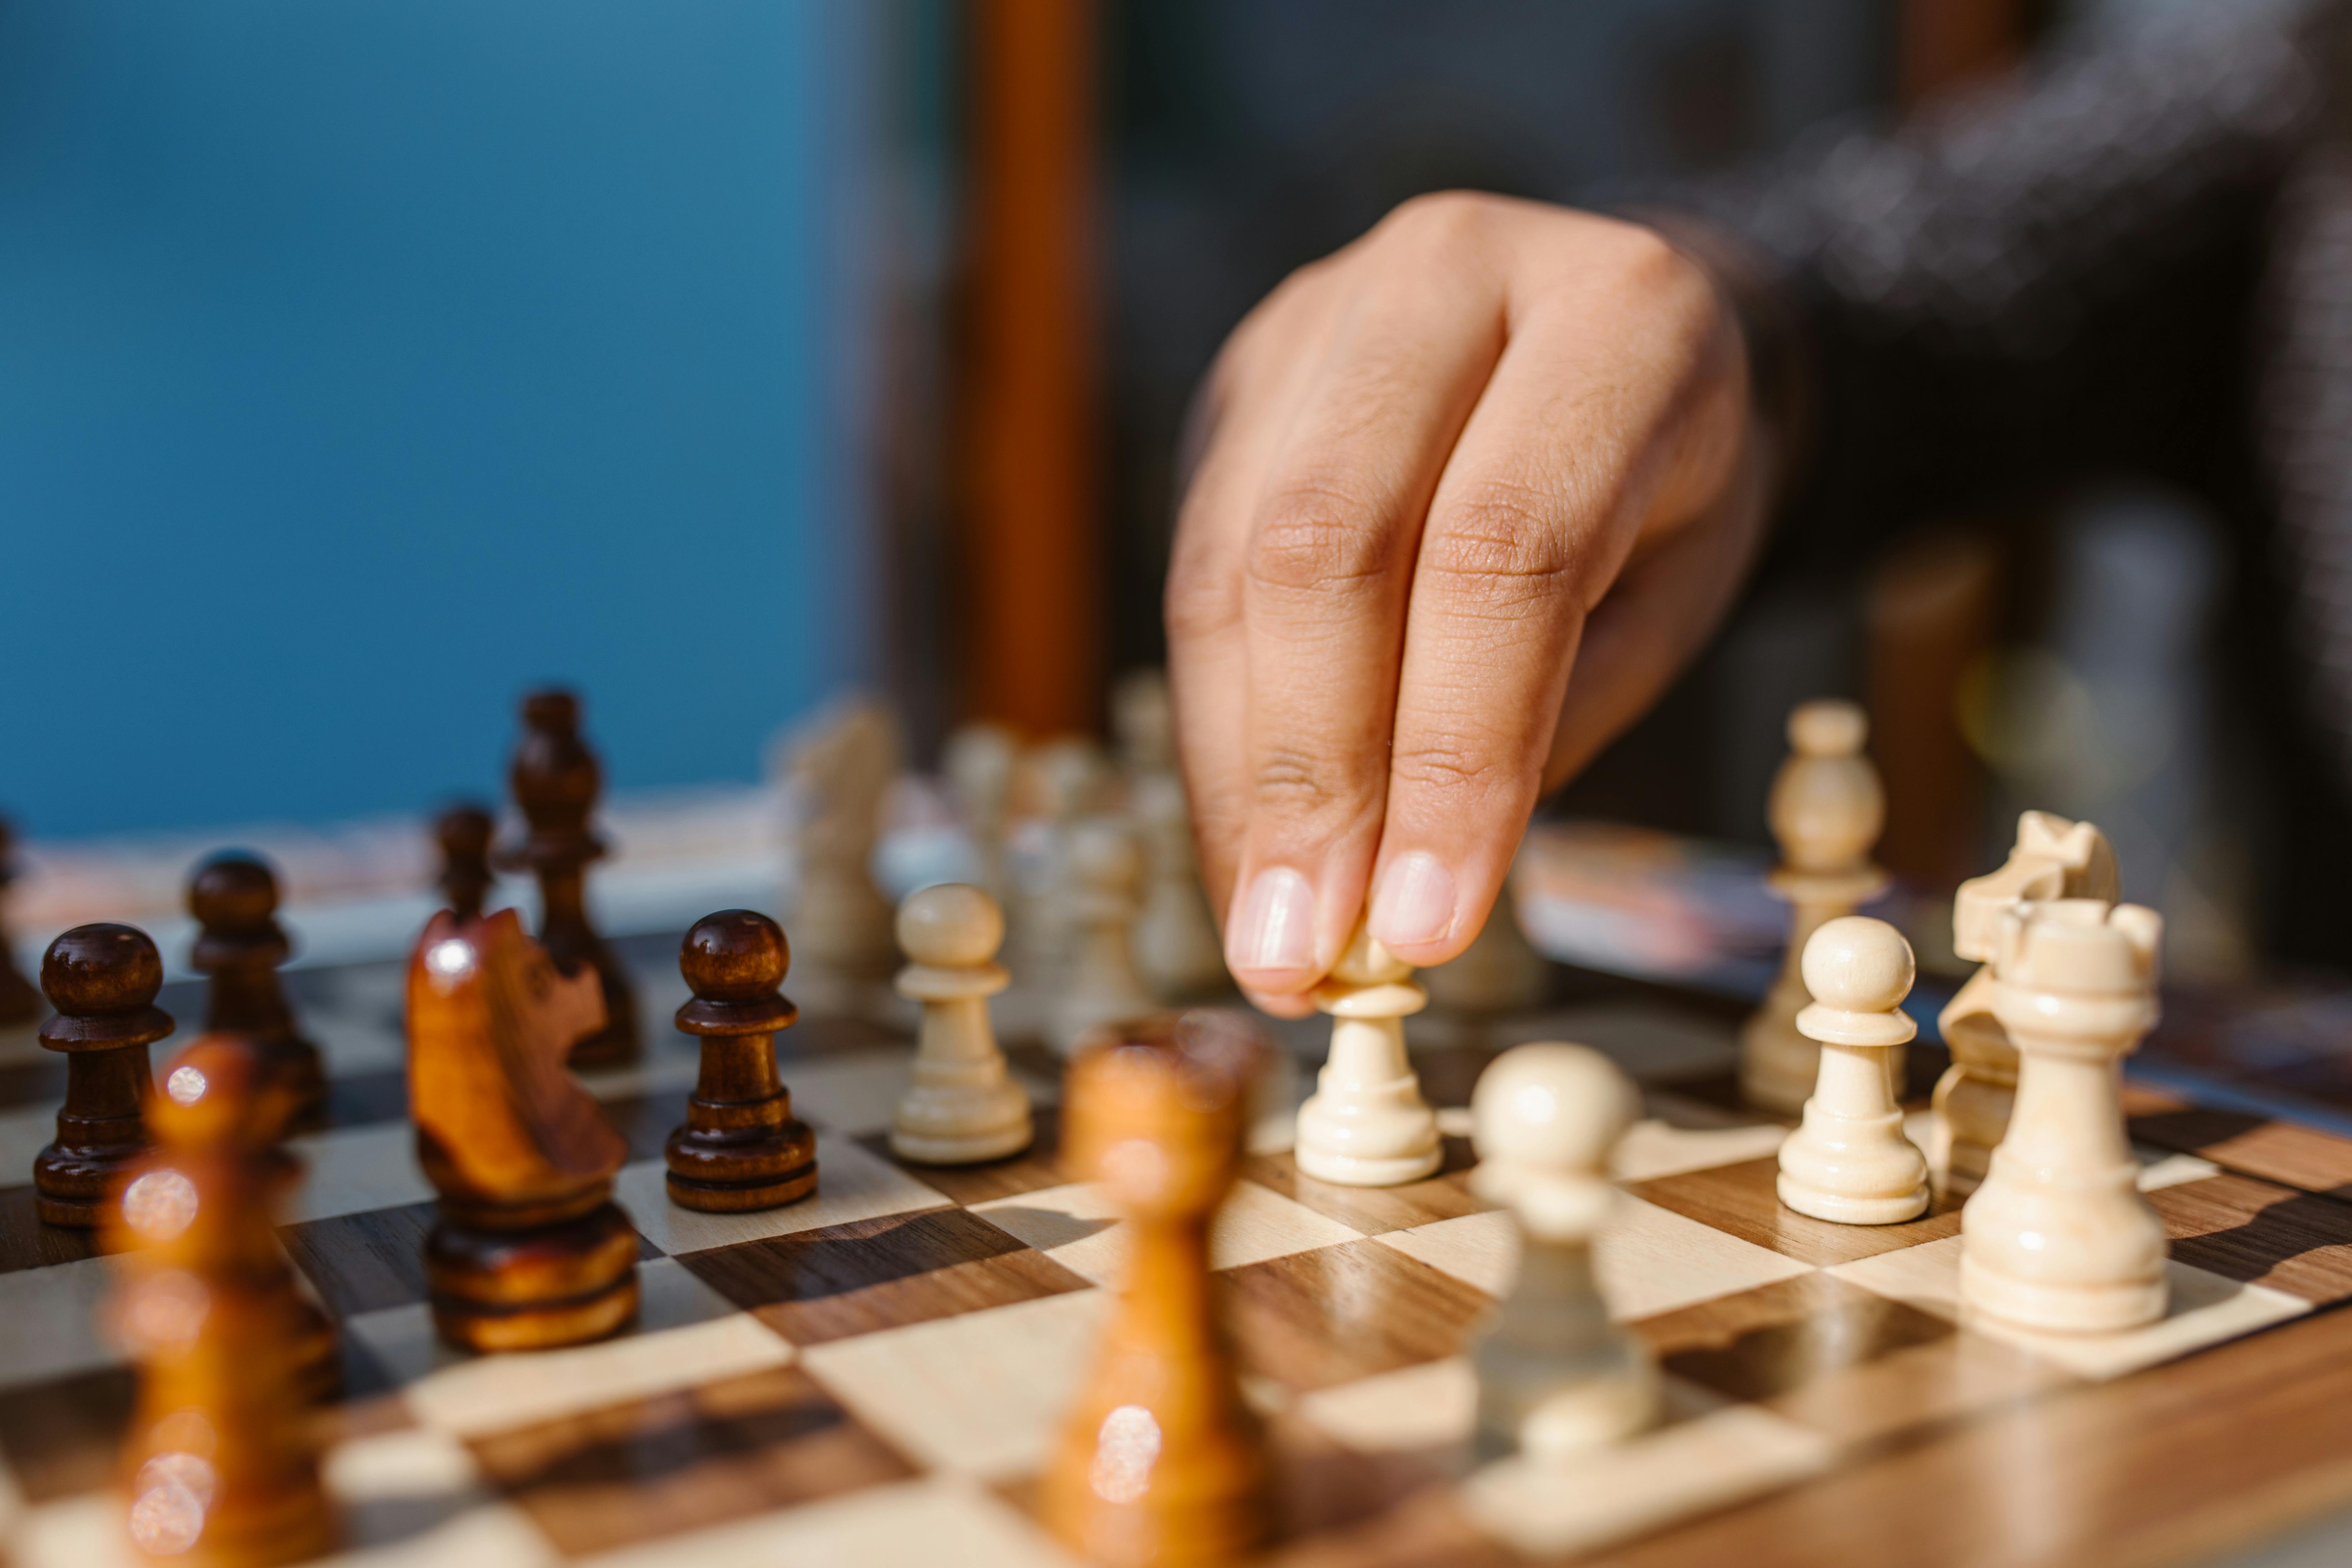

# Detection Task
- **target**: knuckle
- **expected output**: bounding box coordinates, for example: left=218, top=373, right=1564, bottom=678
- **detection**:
left=1252, top=747, right=1343, bottom=815
left=1422, top=481, right=1575, bottom=591
left=1245, top=483, right=1396, bottom=596
left=1379, top=189, right=1499, bottom=252
left=1389, top=736, right=1510, bottom=797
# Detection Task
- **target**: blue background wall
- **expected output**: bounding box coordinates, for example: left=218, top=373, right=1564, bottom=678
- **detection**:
left=0, top=1, right=871, bottom=839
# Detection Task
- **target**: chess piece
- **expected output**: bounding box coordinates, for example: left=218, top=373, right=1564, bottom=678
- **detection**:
left=942, top=721, right=1021, bottom=899
left=1051, top=819, right=1159, bottom=1054
left=1422, top=876, right=1548, bottom=1019
left=1129, top=770, right=1226, bottom=1002
left=35, top=924, right=172, bottom=1228
left=406, top=908, right=638, bottom=1350
left=110, top=1035, right=337, bottom=1567
left=1010, top=735, right=1113, bottom=989
left=434, top=803, right=497, bottom=922
left=1775, top=916, right=1930, bottom=1225
left=1294, top=920, right=1442, bottom=1186
left=1470, top=1043, right=1656, bottom=1461
left=187, top=853, right=325, bottom=1133
left=1041, top=1013, right=1271, bottom=1567
left=1961, top=898, right=2168, bottom=1333
left=665, top=910, right=818, bottom=1211
left=1932, top=813, right=2119, bottom=1200
left=779, top=697, right=903, bottom=1012
left=502, top=689, right=638, bottom=1067
left=891, top=884, right=1032, bottom=1164
left=0, top=815, right=40, bottom=1025
left=1740, top=700, right=1889, bottom=1114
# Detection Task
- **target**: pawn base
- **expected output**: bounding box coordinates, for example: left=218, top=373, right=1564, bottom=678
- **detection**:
left=665, top=1120, right=819, bottom=1213
left=1776, top=1172, right=1928, bottom=1226
left=1960, top=1252, right=2168, bottom=1335
left=1294, top=1139, right=1442, bottom=1189
left=34, top=1140, right=146, bottom=1230
left=890, top=1115, right=1033, bottom=1167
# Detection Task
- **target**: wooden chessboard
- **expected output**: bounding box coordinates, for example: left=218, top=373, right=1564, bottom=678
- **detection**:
left=4, top=943, right=2352, bottom=1567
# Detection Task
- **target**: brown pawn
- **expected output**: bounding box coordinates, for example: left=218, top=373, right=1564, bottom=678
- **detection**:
left=433, top=803, right=496, bottom=922
left=187, top=855, right=325, bottom=1134
left=500, top=689, right=639, bottom=1067
left=407, top=908, right=638, bottom=1350
left=0, top=815, right=40, bottom=1024
left=110, top=1034, right=337, bottom=1567
left=1041, top=1013, right=1271, bottom=1568
left=35, top=925, right=173, bottom=1228
left=667, top=910, right=818, bottom=1211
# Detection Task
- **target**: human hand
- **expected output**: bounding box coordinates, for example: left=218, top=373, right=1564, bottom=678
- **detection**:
left=1166, top=192, right=1770, bottom=1016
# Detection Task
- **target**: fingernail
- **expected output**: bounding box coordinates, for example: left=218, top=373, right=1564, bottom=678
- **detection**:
left=1230, top=866, right=1317, bottom=975
left=1370, top=852, right=1457, bottom=949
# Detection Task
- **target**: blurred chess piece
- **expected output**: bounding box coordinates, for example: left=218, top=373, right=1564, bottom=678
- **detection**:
left=1051, top=819, right=1159, bottom=1054
left=1470, top=1043, right=1656, bottom=1461
left=1115, top=670, right=1226, bottom=1003
left=892, top=883, right=1032, bottom=1164
left=187, top=852, right=326, bottom=1134
left=1042, top=1014, right=1270, bottom=1567
left=1010, top=735, right=1113, bottom=992
left=1776, top=916, right=1930, bottom=1225
left=1422, top=860, right=1548, bottom=1020
left=1294, top=920, right=1441, bottom=1186
left=433, top=802, right=497, bottom=923
left=942, top=721, right=1020, bottom=899
left=1932, top=812, right=2118, bottom=1201
left=111, top=1033, right=337, bottom=1567
left=502, top=688, right=638, bottom=1067
left=35, top=924, right=172, bottom=1228
left=406, top=908, right=638, bottom=1350
left=780, top=696, right=903, bottom=1015
left=1961, top=898, right=2168, bottom=1333
left=0, top=814, right=40, bottom=1026
left=1741, top=700, right=1889, bottom=1114
left=666, top=911, right=818, bottom=1211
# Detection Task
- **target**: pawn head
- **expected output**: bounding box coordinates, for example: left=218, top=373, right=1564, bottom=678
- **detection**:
left=1069, top=818, right=1141, bottom=892
left=187, top=851, right=280, bottom=932
left=1329, top=918, right=1412, bottom=988
left=897, top=882, right=1002, bottom=967
left=1801, top=915, right=1915, bottom=1014
left=1471, top=1042, right=1639, bottom=1174
left=522, top=688, right=580, bottom=733
left=42, top=923, right=164, bottom=1015
left=436, top=804, right=494, bottom=861
left=680, top=909, right=789, bottom=1001
left=1788, top=699, right=1866, bottom=758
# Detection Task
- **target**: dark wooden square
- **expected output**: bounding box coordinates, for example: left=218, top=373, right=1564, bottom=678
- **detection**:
left=1223, top=1238, right=1491, bottom=1393
left=0, top=1182, right=104, bottom=1276
left=1634, top=1271, right=1957, bottom=1407
left=0, top=1364, right=136, bottom=1502
left=1241, top=1141, right=1486, bottom=1238
left=1626, top=1156, right=1962, bottom=1267
left=679, top=1206, right=1091, bottom=1345
left=2149, top=1172, right=2352, bottom=1303
left=468, top=1364, right=917, bottom=1556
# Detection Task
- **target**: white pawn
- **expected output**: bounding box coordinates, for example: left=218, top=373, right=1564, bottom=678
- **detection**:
left=1048, top=818, right=1157, bottom=1054
left=891, top=883, right=1033, bottom=1164
left=942, top=722, right=1020, bottom=900
left=1740, top=700, right=1889, bottom=1114
left=1129, top=771, right=1226, bottom=1002
left=1962, top=898, right=2167, bottom=1334
left=1776, top=916, right=1930, bottom=1224
left=1294, top=921, right=1441, bottom=1186
left=1470, top=1043, right=1657, bottom=1462
left=1010, top=737, right=1112, bottom=990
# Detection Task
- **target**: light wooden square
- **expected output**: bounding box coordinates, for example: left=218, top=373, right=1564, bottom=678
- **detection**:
left=12, top=1491, right=561, bottom=1568
left=570, top=1475, right=1079, bottom=1568
left=1611, top=1118, right=1789, bottom=1183
left=1828, top=1234, right=2310, bottom=1380
left=354, top=1271, right=784, bottom=1438
left=1295, top=1355, right=1477, bottom=1453
left=1457, top=1401, right=1834, bottom=1559
left=801, top=1288, right=1109, bottom=1478
left=616, top=1135, right=945, bottom=1255
left=1375, top=1194, right=1811, bottom=1319
left=0, top=1254, right=119, bottom=1389
left=285, top=1121, right=437, bottom=1222
left=789, top=1052, right=927, bottom=1138
left=971, top=1178, right=1360, bottom=1287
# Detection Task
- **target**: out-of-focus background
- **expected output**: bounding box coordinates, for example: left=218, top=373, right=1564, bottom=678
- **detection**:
left=0, top=0, right=2318, bottom=1040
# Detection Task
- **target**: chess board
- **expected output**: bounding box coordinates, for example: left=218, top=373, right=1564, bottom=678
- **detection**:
left=4, top=943, right=2352, bottom=1568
